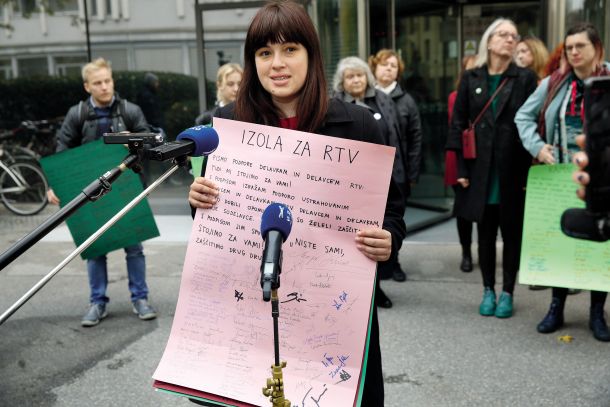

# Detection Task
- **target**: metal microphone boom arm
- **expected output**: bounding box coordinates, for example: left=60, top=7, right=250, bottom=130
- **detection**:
left=0, top=159, right=184, bottom=325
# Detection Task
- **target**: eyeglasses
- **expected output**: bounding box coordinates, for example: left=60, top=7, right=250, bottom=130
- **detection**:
left=565, top=42, right=592, bottom=53
left=493, top=31, right=521, bottom=42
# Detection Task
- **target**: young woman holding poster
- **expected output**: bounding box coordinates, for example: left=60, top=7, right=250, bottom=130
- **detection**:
left=515, top=23, right=610, bottom=341
left=188, top=1, right=406, bottom=405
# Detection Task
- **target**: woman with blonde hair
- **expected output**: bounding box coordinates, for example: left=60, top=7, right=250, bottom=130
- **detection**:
left=195, top=62, right=243, bottom=125
left=516, top=36, right=550, bottom=82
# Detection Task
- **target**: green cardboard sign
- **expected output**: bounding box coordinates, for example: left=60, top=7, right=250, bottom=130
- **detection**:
left=40, top=140, right=160, bottom=259
left=519, top=164, right=610, bottom=291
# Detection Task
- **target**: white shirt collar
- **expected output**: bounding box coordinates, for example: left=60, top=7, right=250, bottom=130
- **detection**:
left=375, top=81, right=397, bottom=95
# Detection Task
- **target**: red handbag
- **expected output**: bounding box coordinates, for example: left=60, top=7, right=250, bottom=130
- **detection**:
left=462, top=78, right=508, bottom=159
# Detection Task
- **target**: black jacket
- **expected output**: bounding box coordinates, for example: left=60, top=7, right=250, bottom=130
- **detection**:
left=56, top=94, right=149, bottom=151
left=214, top=98, right=407, bottom=255
left=334, top=89, right=408, bottom=199
left=446, top=63, right=537, bottom=222
left=388, top=84, right=422, bottom=183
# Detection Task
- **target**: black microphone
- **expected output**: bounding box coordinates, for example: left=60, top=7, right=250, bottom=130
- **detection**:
left=260, top=203, right=293, bottom=302
left=561, top=208, right=610, bottom=242
left=145, top=126, right=220, bottom=161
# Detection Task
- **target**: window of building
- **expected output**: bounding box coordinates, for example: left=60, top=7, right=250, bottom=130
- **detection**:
left=49, top=0, right=79, bottom=12
left=315, top=0, right=359, bottom=86
left=0, top=60, right=13, bottom=80
left=134, top=48, right=183, bottom=73
left=92, top=49, right=128, bottom=71
left=15, top=0, right=38, bottom=15
left=566, top=0, right=606, bottom=39
left=17, top=57, right=48, bottom=77
left=90, top=0, right=113, bottom=18
left=55, top=55, right=87, bottom=76
left=370, top=0, right=390, bottom=50
left=395, top=5, right=458, bottom=204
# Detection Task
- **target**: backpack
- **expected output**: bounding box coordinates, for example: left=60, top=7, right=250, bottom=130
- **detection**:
left=76, top=98, right=135, bottom=135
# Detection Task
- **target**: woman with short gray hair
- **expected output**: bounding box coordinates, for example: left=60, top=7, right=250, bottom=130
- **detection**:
left=332, top=56, right=405, bottom=309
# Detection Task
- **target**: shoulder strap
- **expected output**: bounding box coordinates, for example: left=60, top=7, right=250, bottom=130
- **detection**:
left=118, top=99, right=135, bottom=131
left=77, top=100, right=93, bottom=136
left=78, top=101, right=87, bottom=128
left=471, top=78, right=509, bottom=127
left=537, top=70, right=570, bottom=141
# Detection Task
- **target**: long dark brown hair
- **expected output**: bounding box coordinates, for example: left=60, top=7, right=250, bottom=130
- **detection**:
left=234, top=1, right=328, bottom=132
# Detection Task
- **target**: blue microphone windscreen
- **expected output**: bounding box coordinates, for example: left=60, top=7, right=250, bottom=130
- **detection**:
left=261, top=203, right=293, bottom=241
left=176, top=125, right=219, bottom=157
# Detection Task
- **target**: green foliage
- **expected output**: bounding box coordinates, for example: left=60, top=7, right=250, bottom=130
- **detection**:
left=0, top=71, right=200, bottom=139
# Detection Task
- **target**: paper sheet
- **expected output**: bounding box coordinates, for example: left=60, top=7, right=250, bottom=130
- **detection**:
left=153, top=118, right=396, bottom=406
left=519, top=164, right=610, bottom=291
left=40, top=140, right=159, bottom=259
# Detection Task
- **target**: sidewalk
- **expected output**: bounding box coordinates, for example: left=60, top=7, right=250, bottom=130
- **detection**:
left=1, top=199, right=609, bottom=406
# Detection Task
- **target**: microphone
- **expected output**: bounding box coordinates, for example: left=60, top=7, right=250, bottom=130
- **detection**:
left=260, top=203, right=293, bottom=301
left=561, top=208, right=610, bottom=242
left=145, top=125, right=219, bottom=161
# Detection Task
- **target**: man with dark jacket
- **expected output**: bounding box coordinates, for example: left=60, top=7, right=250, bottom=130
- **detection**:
left=48, top=58, right=157, bottom=327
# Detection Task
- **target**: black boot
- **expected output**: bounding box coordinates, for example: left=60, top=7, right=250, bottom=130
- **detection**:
left=376, top=288, right=393, bottom=309
left=460, top=247, right=473, bottom=272
left=589, top=303, right=610, bottom=342
left=537, top=297, right=565, bottom=334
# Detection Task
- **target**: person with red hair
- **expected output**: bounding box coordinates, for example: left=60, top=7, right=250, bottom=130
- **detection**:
left=445, top=54, right=477, bottom=273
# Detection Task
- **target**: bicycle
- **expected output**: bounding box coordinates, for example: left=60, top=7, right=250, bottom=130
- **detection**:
left=0, top=149, right=49, bottom=216
left=0, top=129, right=40, bottom=165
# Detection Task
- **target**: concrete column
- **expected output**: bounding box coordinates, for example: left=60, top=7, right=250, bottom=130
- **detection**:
left=121, top=0, right=130, bottom=20
left=4, top=3, right=13, bottom=38
left=357, top=0, right=369, bottom=59
left=182, top=43, right=189, bottom=75
left=176, top=0, right=185, bottom=18
left=39, top=4, right=48, bottom=36
left=78, top=0, right=85, bottom=20
left=111, top=0, right=120, bottom=20
left=11, top=57, right=18, bottom=78
left=97, top=0, right=106, bottom=21
left=546, top=0, right=566, bottom=51
left=47, top=55, right=54, bottom=76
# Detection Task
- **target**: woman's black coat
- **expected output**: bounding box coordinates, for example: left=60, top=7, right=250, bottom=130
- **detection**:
left=388, top=84, right=422, bottom=184
left=446, top=63, right=537, bottom=222
left=334, top=89, right=408, bottom=200
left=214, top=98, right=407, bottom=255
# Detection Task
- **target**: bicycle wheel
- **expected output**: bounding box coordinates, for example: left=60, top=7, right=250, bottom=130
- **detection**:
left=0, top=162, right=48, bottom=215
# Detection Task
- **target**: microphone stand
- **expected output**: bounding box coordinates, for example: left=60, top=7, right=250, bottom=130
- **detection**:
left=0, top=152, right=188, bottom=326
left=261, top=259, right=290, bottom=406
left=0, top=139, right=148, bottom=272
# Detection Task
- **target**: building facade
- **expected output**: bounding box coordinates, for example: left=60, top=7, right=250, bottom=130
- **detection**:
left=1, top=0, right=608, bottom=207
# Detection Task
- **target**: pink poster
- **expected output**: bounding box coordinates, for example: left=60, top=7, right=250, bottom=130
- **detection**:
left=153, top=118, right=395, bottom=406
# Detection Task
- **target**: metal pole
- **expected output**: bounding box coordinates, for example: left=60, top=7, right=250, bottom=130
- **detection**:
left=83, top=0, right=92, bottom=61
left=0, top=163, right=180, bottom=326
left=195, top=0, right=207, bottom=114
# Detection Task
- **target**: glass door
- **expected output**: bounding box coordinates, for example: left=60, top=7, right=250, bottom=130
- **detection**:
left=395, top=4, right=458, bottom=209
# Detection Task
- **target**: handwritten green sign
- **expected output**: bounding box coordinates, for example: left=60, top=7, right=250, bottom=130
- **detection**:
left=519, top=164, right=610, bottom=291
left=40, top=140, right=159, bottom=259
